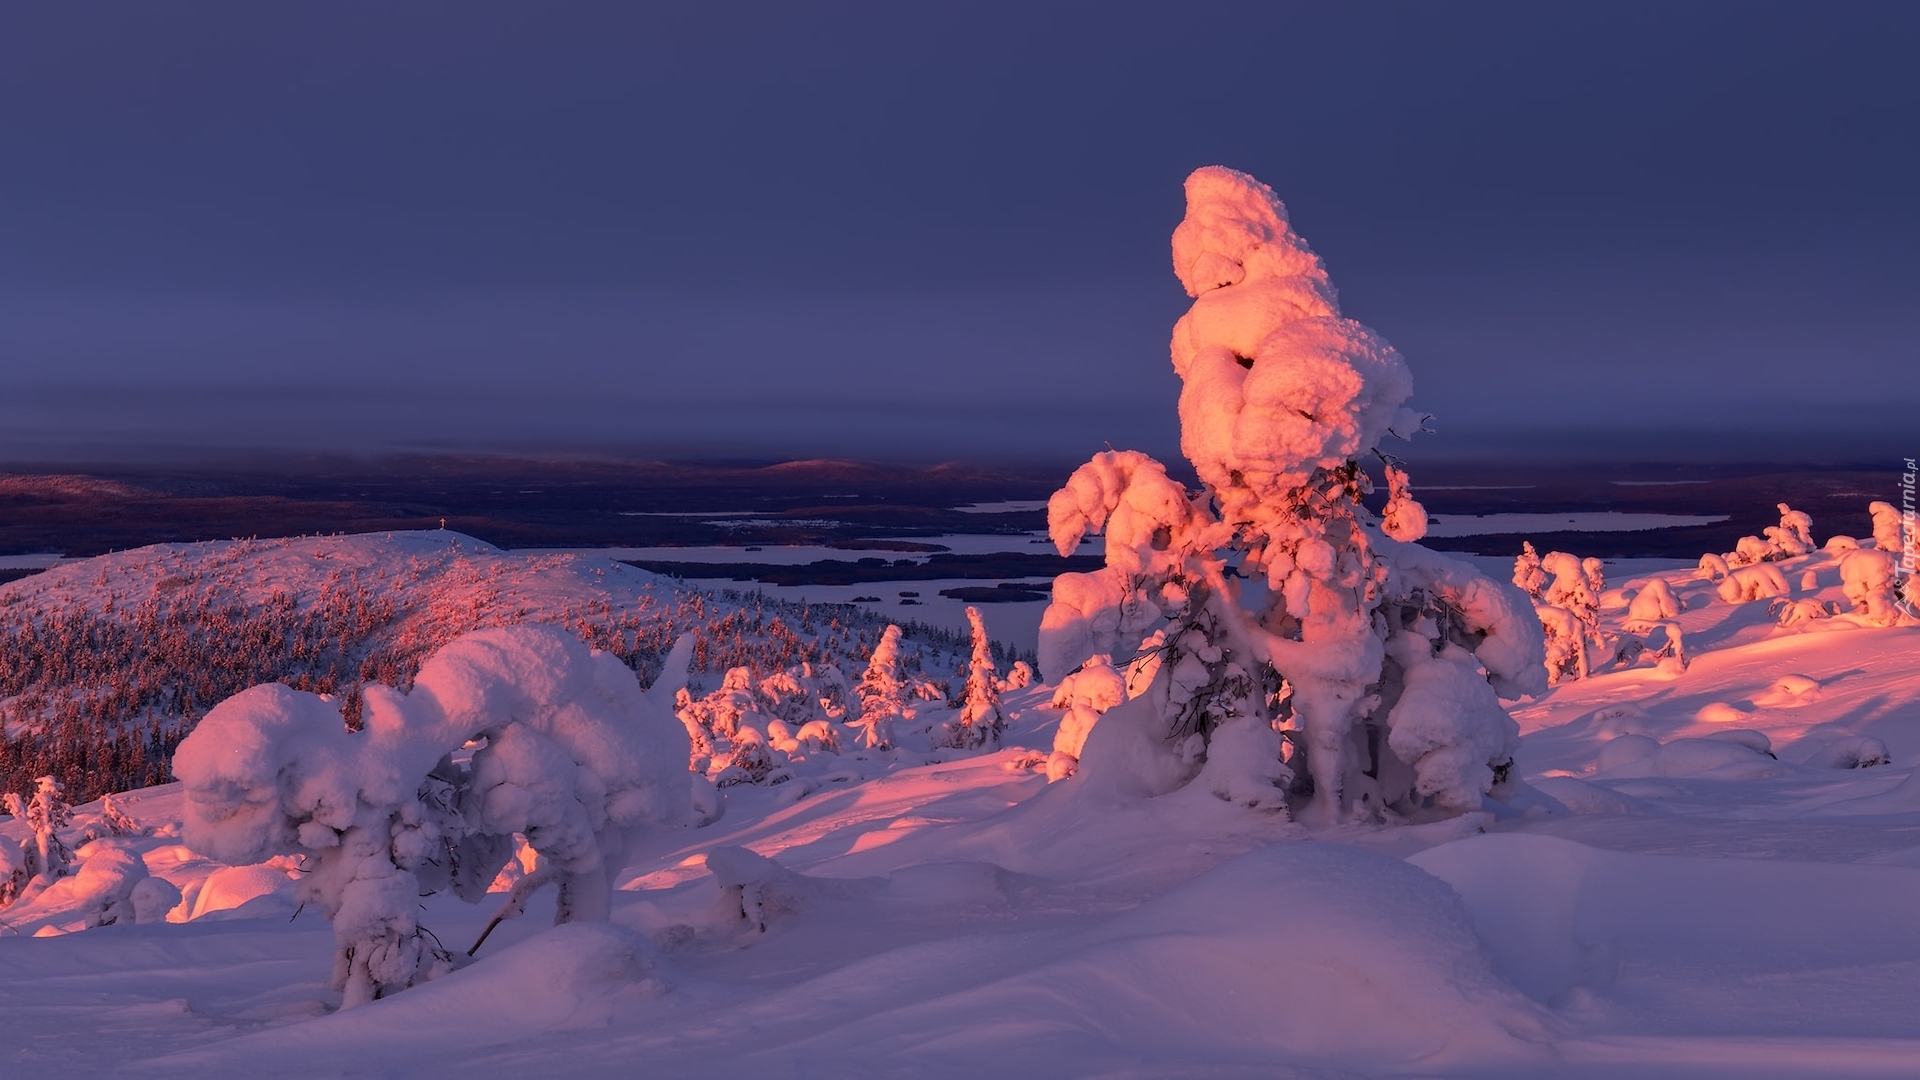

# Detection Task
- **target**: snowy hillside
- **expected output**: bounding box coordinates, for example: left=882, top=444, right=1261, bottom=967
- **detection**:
left=0, top=541, right=1917, bottom=1075
left=0, top=530, right=994, bottom=802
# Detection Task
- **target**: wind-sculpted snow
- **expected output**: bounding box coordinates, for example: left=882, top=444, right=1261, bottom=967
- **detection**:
left=173, top=624, right=693, bottom=1006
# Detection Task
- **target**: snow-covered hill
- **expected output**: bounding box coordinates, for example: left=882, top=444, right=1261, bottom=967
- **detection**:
left=0, top=530, right=990, bottom=802
left=0, top=534, right=1917, bottom=1076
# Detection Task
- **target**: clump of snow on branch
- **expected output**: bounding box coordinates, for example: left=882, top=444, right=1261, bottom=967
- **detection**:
left=1036, top=166, right=1543, bottom=826
left=173, top=624, right=694, bottom=1007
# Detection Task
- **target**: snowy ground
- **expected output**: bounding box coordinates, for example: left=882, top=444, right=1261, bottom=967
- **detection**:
left=2, top=544, right=1918, bottom=1077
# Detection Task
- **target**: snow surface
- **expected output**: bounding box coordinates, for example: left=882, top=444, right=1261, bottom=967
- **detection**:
left=0, top=538, right=1916, bottom=1076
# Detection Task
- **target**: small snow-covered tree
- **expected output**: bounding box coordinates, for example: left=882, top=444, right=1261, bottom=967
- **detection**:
left=1038, top=167, right=1545, bottom=825
left=0, top=837, right=26, bottom=907
left=100, top=792, right=145, bottom=837
left=1840, top=548, right=1911, bottom=626
left=942, top=607, right=1005, bottom=750
left=24, top=777, right=75, bottom=882
left=1512, top=542, right=1547, bottom=600
left=174, top=625, right=695, bottom=1007
left=1870, top=501, right=1905, bottom=554
left=1765, top=503, right=1816, bottom=557
left=849, top=625, right=910, bottom=751
left=1045, top=656, right=1129, bottom=781
left=1624, top=577, right=1680, bottom=629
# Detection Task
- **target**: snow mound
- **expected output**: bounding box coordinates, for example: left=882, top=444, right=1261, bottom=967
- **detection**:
left=1594, top=733, right=1786, bottom=781
left=816, top=841, right=1550, bottom=1073
left=147, top=922, right=661, bottom=1072
left=1414, top=833, right=1920, bottom=1006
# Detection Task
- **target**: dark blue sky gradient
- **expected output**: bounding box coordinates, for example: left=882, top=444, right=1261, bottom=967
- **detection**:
left=1, top=2, right=1914, bottom=464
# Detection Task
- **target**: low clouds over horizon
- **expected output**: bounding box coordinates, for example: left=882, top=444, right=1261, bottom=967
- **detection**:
left=2, top=2, right=1914, bottom=465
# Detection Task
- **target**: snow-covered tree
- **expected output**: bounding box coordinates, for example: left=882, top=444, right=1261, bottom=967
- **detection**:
left=1038, top=167, right=1544, bottom=825
left=1045, top=656, right=1129, bottom=781
left=99, top=792, right=145, bottom=837
left=997, top=660, right=1034, bottom=692
left=1512, top=542, right=1547, bottom=600
left=0, top=837, right=26, bottom=907
left=850, top=625, right=910, bottom=751
left=942, top=607, right=1005, bottom=750
left=1870, top=501, right=1905, bottom=554
left=24, top=777, right=75, bottom=882
left=1624, top=577, right=1681, bottom=628
left=1765, top=503, right=1816, bottom=557
left=173, top=625, right=695, bottom=1007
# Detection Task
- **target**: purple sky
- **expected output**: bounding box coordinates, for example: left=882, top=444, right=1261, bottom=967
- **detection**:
left=1, top=2, right=1914, bottom=466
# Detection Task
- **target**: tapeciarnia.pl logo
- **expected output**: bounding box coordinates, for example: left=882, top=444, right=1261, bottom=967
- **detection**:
left=1900, top=458, right=1917, bottom=618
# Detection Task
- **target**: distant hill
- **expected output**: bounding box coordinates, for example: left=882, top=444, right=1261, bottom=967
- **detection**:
left=0, top=531, right=984, bottom=803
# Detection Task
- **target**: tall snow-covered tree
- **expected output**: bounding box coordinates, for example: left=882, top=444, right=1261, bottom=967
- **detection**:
left=943, top=606, right=1005, bottom=750
left=850, top=625, right=908, bottom=751
left=1038, top=167, right=1544, bottom=825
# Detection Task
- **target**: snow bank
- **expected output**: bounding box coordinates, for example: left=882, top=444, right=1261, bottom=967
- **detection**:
left=808, top=841, right=1549, bottom=1074
left=1414, top=833, right=1920, bottom=1008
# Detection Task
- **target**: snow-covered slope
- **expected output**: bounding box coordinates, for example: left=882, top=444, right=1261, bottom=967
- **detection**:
left=0, top=530, right=984, bottom=802
left=2, top=538, right=1918, bottom=1076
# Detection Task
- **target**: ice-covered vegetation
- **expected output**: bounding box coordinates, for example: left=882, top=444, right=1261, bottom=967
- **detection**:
left=1037, top=167, right=1543, bottom=824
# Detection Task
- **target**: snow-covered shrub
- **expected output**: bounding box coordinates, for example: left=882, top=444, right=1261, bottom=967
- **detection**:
left=1534, top=552, right=1629, bottom=682
left=173, top=624, right=694, bottom=1007
left=675, top=688, right=715, bottom=772
left=1824, top=534, right=1860, bottom=554
left=849, top=625, right=910, bottom=751
left=1727, top=534, right=1777, bottom=568
left=1840, top=548, right=1908, bottom=626
left=677, top=657, right=857, bottom=778
left=1536, top=604, right=1591, bottom=684
left=99, top=793, right=146, bottom=837
left=1512, top=542, right=1547, bottom=601
left=67, top=840, right=175, bottom=927
left=1696, top=553, right=1730, bottom=581
left=1764, top=503, right=1816, bottom=557
left=1870, top=501, right=1905, bottom=553
left=1772, top=597, right=1837, bottom=627
left=715, top=725, right=776, bottom=786
left=941, top=607, right=1005, bottom=751
left=1623, top=577, right=1680, bottom=628
left=1046, top=655, right=1129, bottom=781
left=1581, top=557, right=1606, bottom=595
left=1804, top=735, right=1891, bottom=770
left=1038, top=167, right=1543, bottom=824
left=0, top=837, right=27, bottom=906
left=996, top=660, right=1034, bottom=693
left=1716, top=563, right=1791, bottom=604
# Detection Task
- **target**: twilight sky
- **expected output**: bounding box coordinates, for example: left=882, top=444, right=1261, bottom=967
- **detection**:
left=1, top=1, right=1914, bottom=466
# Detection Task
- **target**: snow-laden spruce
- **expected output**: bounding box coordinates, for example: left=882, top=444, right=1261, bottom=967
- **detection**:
left=1039, top=167, right=1545, bottom=825
left=173, top=624, right=695, bottom=1007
